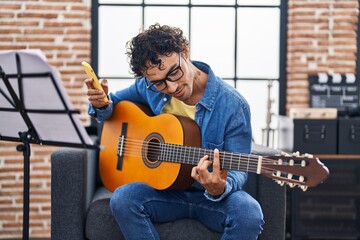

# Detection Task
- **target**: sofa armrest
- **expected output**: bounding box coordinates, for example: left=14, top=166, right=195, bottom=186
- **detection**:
left=249, top=144, right=286, bottom=240
left=51, top=147, right=98, bottom=240
left=258, top=176, right=286, bottom=240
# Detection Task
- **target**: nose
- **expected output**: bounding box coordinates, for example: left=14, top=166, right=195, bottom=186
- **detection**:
left=166, top=81, right=178, bottom=93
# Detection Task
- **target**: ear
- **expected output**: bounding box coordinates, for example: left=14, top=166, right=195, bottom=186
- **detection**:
left=181, top=45, right=190, bottom=60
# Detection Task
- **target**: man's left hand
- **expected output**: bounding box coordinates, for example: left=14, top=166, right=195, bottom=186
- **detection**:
left=191, top=149, right=228, bottom=197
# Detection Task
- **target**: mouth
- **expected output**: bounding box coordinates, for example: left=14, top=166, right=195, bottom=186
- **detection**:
left=172, top=85, right=185, bottom=98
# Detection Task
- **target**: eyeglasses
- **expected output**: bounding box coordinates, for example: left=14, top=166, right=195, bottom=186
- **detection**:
left=145, top=53, right=184, bottom=92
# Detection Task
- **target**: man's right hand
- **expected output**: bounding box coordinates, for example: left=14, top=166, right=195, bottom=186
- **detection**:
left=85, top=78, right=111, bottom=108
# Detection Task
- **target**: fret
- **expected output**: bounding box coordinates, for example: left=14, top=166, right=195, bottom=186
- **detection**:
left=187, top=146, right=193, bottom=164
left=190, top=146, right=196, bottom=165
left=207, top=149, right=212, bottom=161
left=162, top=143, right=169, bottom=160
left=159, top=143, right=164, bottom=161
left=173, top=145, right=179, bottom=162
left=167, top=144, right=172, bottom=162
left=180, top=145, right=185, bottom=163
left=182, top=146, right=187, bottom=163
left=172, top=144, right=177, bottom=162
left=184, top=146, right=189, bottom=164
left=246, top=154, right=250, bottom=172
left=169, top=143, right=174, bottom=163
left=168, top=144, right=172, bottom=162
left=175, top=145, right=180, bottom=163
left=228, top=152, right=232, bottom=170
left=198, top=147, right=201, bottom=165
left=173, top=145, right=177, bottom=162
left=221, top=151, right=225, bottom=168
left=229, top=152, right=233, bottom=170
left=237, top=153, right=241, bottom=171
left=165, top=143, right=169, bottom=161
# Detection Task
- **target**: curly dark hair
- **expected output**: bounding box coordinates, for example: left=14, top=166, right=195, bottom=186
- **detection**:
left=126, top=23, right=189, bottom=78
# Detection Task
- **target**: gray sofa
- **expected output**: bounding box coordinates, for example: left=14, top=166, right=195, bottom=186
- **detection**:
left=51, top=142, right=286, bottom=240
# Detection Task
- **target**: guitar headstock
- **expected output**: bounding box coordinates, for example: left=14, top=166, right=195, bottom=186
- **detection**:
left=261, top=152, right=329, bottom=191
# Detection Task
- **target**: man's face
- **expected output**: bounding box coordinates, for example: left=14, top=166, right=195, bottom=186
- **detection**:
left=144, top=52, right=194, bottom=102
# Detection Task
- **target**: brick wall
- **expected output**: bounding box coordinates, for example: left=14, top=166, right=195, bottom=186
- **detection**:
left=0, top=0, right=359, bottom=238
left=0, top=0, right=91, bottom=238
left=287, top=0, right=359, bottom=111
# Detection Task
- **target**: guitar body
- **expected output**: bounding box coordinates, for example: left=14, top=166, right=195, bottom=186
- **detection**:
left=100, top=101, right=200, bottom=192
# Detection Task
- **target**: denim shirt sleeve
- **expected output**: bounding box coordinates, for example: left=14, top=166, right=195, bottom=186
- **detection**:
left=87, top=78, right=170, bottom=121
left=88, top=103, right=113, bottom=121
left=193, top=61, right=252, bottom=202
left=204, top=171, right=248, bottom=202
left=201, top=104, right=251, bottom=202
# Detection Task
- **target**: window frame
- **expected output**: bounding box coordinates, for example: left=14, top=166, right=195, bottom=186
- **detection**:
left=90, top=0, right=288, bottom=116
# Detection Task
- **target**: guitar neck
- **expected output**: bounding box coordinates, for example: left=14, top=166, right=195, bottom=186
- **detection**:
left=158, top=143, right=263, bottom=174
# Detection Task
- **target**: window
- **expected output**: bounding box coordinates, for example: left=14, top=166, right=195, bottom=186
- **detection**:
left=91, top=0, right=286, bottom=146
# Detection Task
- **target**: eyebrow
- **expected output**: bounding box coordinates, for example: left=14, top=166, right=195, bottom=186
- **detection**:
left=147, top=61, right=179, bottom=82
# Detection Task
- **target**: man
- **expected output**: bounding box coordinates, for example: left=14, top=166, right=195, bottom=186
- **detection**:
left=85, top=23, right=263, bottom=239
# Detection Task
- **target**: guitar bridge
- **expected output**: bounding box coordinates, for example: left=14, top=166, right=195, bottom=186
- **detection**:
left=117, top=122, right=128, bottom=170
left=118, top=135, right=125, bottom=157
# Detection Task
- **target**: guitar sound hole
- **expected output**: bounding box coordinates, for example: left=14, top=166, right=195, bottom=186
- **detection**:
left=142, top=133, right=164, bottom=169
left=147, top=139, right=161, bottom=162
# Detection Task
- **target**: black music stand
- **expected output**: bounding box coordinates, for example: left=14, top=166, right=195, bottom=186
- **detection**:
left=0, top=50, right=97, bottom=240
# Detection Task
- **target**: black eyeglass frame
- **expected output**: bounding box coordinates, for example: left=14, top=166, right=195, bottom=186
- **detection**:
left=145, top=53, right=184, bottom=92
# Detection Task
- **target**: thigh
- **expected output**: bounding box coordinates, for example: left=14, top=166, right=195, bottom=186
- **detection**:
left=189, top=190, right=263, bottom=234
left=111, top=182, right=192, bottom=223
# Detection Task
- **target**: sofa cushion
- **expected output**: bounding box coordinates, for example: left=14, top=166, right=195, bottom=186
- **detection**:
left=85, top=187, right=222, bottom=240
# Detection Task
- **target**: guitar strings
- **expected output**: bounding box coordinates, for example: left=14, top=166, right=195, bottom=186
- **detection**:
left=117, top=151, right=286, bottom=177
left=122, top=138, right=280, bottom=166
left=116, top=138, right=284, bottom=174
left=118, top=150, right=276, bottom=175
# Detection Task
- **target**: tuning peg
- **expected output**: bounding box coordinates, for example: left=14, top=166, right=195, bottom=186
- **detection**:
left=277, top=180, right=285, bottom=186
left=292, top=151, right=300, bottom=157
left=288, top=183, right=296, bottom=188
left=289, top=159, right=294, bottom=166
left=304, top=153, right=313, bottom=158
left=280, top=151, right=290, bottom=156
left=301, top=160, right=306, bottom=167
left=299, top=176, right=305, bottom=182
left=300, top=185, right=308, bottom=191
left=277, top=159, right=283, bottom=165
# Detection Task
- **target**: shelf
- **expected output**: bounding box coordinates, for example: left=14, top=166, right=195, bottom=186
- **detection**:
left=300, top=191, right=360, bottom=197
left=314, top=154, right=360, bottom=160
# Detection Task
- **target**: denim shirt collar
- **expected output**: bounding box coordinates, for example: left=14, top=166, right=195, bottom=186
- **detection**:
left=192, top=61, right=219, bottom=112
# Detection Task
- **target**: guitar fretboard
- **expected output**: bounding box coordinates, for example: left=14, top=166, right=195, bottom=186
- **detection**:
left=158, top=142, right=262, bottom=173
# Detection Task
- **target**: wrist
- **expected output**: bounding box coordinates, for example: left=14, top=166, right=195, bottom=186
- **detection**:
left=208, top=187, right=225, bottom=198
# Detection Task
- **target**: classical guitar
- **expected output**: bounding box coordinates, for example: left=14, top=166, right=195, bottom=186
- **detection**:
left=99, top=101, right=329, bottom=192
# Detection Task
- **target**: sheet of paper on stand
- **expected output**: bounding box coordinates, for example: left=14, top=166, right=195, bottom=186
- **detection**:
left=0, top=49, right=93, bottom=146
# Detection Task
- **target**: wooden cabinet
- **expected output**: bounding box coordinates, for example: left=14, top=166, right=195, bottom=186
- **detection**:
left=288, top=155, right=360, bottom=240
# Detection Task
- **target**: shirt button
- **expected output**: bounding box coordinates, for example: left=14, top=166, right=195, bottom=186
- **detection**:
left=163, top=97, right=167, bottom=102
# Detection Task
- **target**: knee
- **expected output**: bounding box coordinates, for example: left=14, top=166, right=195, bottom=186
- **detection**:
left=245, top=199, right=263, bottom=227
left=228, top=193, right=264, bottom=230
left=110, top=182, right=151, bottom=215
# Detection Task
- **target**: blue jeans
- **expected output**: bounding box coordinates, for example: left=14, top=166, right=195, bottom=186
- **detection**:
left=110, top=182, right=264, bottom=240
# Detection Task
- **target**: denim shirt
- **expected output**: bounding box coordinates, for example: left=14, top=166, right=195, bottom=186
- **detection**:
left=89, top=61, right=252, bottom=201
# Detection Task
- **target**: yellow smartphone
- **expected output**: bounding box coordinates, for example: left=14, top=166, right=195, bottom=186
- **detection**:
left=81, top=61, right=109, bottom=102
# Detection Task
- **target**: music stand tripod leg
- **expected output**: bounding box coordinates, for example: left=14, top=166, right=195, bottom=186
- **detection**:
left=16, top=130, right=34, bottom=240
